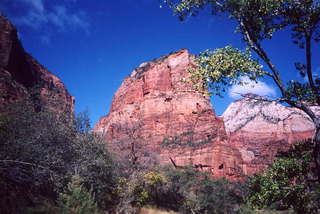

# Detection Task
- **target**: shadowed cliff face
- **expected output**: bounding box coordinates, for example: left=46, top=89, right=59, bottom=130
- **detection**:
left=0, top=15, right=74, bottom=113
left=94, top=51, right=317, bottom=180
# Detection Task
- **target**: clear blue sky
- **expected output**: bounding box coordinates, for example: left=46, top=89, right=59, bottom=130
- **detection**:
left=1, top=0, right=319, bottom=126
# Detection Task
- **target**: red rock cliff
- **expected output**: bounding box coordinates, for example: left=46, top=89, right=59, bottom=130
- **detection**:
left=94, top=50, right=246, bottom=179
left=0, top=15, right=74, bottom=113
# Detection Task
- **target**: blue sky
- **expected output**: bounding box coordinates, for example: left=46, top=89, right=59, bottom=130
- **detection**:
left=1, top=0, right=318, bottom=126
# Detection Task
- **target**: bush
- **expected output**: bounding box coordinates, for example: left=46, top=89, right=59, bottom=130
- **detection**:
left=247, top=140, right=320, bottom=214
left=59, top=174, right=98, bottom=214
left=115, top=166, right=245, bottom=214
left=163, top=166, right=243, bottom=214
left=0, top=99, right=118, bottom=213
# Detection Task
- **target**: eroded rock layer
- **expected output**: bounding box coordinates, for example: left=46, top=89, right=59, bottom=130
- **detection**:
left=0, top=15, right=74, bottom=112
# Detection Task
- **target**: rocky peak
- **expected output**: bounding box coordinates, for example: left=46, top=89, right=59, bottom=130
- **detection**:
left=221, top=94, right=316, bottom=176
left=94, top=48, right=319, bottom=179
left=222, top=93, right=314, bottom=134
left=108, top=49, right=205, bottom=113
left=94, top=50, right=232, bottom=177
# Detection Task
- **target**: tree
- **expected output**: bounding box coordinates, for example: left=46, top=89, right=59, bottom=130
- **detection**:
left=162, top=166, right=243, bottom=214
left=0, top=99, right=118, bottom=213
left=162, top=0, right=320, bottom=181
left=59, top=173, right=99, bottom=214
left=247, top=140, right=320, bottom=213
left=108, top=119, right=159, bottom=176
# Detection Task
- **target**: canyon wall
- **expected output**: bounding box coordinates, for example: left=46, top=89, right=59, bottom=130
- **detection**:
left=0, top=15, right=74, bottom=113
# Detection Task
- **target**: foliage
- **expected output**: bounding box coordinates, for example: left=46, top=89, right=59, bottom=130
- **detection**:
left=163, top=166, right=244, bottom=214
left=0, top=98, right=118, bottom=213
left=186, top=46, right=265, bottom=97
left=247, top=140, right=320, bottom=214
left=74, top=109, right=91, bottom=133
left=162, top=0, right=320, bottom=110
left=59, top=174, right=98, bottom=214
left=116, top=166, right=245, bottom=214
left=115, top=170, right=169, bottom=214
left=139, top=207, right=180, bottom=214
left=165, top=0, right=320, bottom=102
left=24, top=200, right=59, bottom=214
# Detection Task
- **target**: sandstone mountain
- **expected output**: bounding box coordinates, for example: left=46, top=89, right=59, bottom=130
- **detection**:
left=0, top=15, right=74, bottom=113
left=222, top=93, right=318, bottom=175
left=94, top=49, right=232, bottom=176
left=95, top=50, right=317, bottom=179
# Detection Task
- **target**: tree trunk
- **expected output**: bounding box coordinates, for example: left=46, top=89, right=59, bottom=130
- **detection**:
left=313, top=124, right=320, bottom=182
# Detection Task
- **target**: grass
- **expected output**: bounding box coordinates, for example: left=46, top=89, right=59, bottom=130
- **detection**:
left=256, top=210, right=294, bottom=214
left=139, top=207, right=295, bottom=214
left=139, top=207, right=180, bottom=214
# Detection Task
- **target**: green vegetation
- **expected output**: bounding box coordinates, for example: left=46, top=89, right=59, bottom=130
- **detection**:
left=185, top=46, right=265, bottom=97
left=59, top=174, right=98, bottom=214
left=115, top=166, right=246, bottom=214
left=0, top=98, right=117, bottom=214
left=0, top=97, right=250, bottom=213
left=247, top=140, right=320, bottom=214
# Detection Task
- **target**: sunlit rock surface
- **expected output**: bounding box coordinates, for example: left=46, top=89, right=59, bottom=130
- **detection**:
left=94, top=50, right=239, bottom=177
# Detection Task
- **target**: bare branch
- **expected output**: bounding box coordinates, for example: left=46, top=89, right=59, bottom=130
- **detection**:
left=0, top=160, right=49, bottom=170
left=239, top=18, right=287, bottom=97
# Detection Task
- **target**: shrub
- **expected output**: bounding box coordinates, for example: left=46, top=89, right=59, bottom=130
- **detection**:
left=247, top=140, right=320, bottom=214
left=115, top=166, right=245, bottom=214
left=0, top=99, right=118, bottom=213
left=59, top=174, right=98, bottom=214
left=162, top=166, right=243, bottom=214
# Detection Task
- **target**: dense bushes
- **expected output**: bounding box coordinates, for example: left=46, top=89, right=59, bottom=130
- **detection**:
left=0, top=99, right=117, bottom=214
left=115, top=166, right=246, bottom=214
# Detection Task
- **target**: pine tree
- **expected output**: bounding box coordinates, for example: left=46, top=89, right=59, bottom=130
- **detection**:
left=59, top=174, right=98, bottom=214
